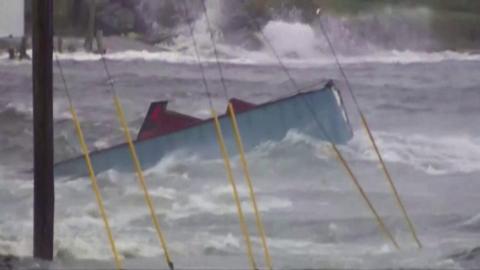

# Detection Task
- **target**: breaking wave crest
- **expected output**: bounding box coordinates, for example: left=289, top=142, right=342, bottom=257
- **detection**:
left=280, top=130, right=480, bottom=176
left=1, top=128, right=478, bottom=261
left=250, top=129, right=480, bottom=177
left=2, top=19, right=480, bottom=67
left=50, top=48, right=480, bottom=67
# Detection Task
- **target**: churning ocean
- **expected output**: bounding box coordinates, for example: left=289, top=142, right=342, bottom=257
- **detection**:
left=1, top=5, right=480, bottom=270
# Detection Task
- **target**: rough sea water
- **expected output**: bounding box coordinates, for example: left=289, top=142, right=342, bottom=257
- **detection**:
left=1, top=11, right=480, bottom=270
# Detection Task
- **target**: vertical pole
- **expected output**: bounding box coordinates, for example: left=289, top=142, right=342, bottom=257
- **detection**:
left=95, top=30, right=105, bottom=54
left=85, top=0, right=96, bottom=52
left=33, top=0, right=54, bottom=261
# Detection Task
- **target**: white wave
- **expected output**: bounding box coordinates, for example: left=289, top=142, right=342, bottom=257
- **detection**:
left=210, top=184, right=250, bottom=197
left=268, top=237, right=394, bottom=256
left=80, top=153, right=293, bottom=222
left=1, top=100, right=72, bottom=120
left=263, top=20, right=319, bottom=59
left=47, top=18, right=480, bottom=66
left=0, top=222, right=32, bottom=257
left=2, top=47, right=479, bottom=68
left=338, top=50, right=480, bottom=65
left=168, top=187, right=291, bottom=220
left=46, top=48, right=480, bottom=67
left=460, top=213, right=480, bottom=227
left=0, top=128, right=477, bottom=264
left=283, top=130, right=334, bottom=159
left=92, top=138, right=110, bottom=150
left=3, top=19, right=479, bottom=66
left=0, top=176, right=34, bottom=257
left=3, top=101, right=32, bottom=115
left=55, top=218, right=113, bottom=260
left=272, top=128, right=480, bottom=176
left=143, top=150, right=198, bottom=177
left=1, top=14, right=480, bottom=67
left=194, top=232, right=241, bottom=254
left=343, top=131, right=480, bottom=175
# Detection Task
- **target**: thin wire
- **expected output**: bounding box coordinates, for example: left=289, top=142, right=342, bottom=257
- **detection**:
left=245, top=13, right=400, bottom=249
left=317, top=16, right=422, bottom=249
left=244, top=15, right=298, bottom=91
left=303, top=95, right=399, bottom=249
left=182, top=1, right=214, bottom=110
left=55, top=55, right=73, bottom=103
left=100, top=55, right=116, bottom=94
left=99, top=54, right=175, bottom=270
left=317, top=19, right=359, bottom=108
left=200, top=0, right=230, bottom=99
left=54, top=54, right=123, bottom=270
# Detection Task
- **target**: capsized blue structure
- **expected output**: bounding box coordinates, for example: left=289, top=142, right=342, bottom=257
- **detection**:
left=54, top=81, right=353, bottom=178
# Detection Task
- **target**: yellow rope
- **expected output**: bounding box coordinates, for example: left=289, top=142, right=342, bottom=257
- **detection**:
left=227, top=103, right=273, bottom=270
left=360, top=112, right=422, bottom=248
left=69, top=106, right=123, bottom=270
left=330, top=144, right=400, bottom=250
left=211, top=109, right=258, bottom=270
left=113, top=95, right=174, bottom=270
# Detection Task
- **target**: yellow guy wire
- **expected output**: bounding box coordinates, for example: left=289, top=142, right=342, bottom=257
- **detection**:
left=252, top=24, right=400, bottom=249
left=316, top=16, right=421, bottom=249
left=211, top=109, right=258, bottom=270
left=331, top=144, right=400, bottom=250
left=70, top=107, right=123, bottom=270
left=360, top=112, right=422, bottom=248
left=227, top=103, right=273, bottom=270
left=55, top=55, right=122, bottom=270
left=112, top=95, right=174, bottom=270
left=194, top=1, right=258, bottom=268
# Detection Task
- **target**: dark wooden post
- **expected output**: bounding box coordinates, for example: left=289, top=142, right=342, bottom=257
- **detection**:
left=32, top=0, right=54, bottom=261
left=56, top=37, right=63, bottom=53
left=19, top=36, right=30, bottom=60
left=85, top=0, right=96, bottom=52
left=95, top=30, right=105, bottom=54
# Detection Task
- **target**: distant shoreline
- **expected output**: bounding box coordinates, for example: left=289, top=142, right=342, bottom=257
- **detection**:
left=0, top=34, right=160, bottom=55
left=2, top=35, right=480, bottom=57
